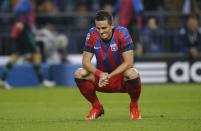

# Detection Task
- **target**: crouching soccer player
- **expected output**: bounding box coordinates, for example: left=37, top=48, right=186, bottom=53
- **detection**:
left=74, top=10, right=141, bottom=120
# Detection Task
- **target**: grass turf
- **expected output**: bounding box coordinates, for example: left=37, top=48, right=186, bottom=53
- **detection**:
left=0, top=84, right=201, bottom=131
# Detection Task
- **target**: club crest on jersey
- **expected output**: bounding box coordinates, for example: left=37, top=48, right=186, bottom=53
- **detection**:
left=86, top=33, right=90, bottom=41
left=110, top=43, right=118, bottom=51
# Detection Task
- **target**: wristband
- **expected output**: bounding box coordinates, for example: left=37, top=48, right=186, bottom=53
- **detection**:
left=95, top=69, right=102, bottom=77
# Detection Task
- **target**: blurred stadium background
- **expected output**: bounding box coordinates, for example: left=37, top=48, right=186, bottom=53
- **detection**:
left=0, top=1, right=201, bottom=131
left=0, top=0, right=201, bottom=86
left=0, top=0, right=200, bottom=87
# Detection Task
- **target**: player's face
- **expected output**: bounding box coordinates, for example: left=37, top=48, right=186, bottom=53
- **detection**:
left=95, top=20, right=112, bottom=41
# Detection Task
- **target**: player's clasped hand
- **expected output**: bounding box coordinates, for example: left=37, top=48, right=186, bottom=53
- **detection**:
left=98, top=73, right=109, bottom=87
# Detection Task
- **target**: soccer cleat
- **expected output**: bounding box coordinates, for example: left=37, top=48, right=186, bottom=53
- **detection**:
left=0, top=79, right=4, bottom=87
left=42, top=80, right=55, bottom=88
left=130, top=107, right=141, bottom=120
left=86, top=106, right=104, bottom=121
left=0, top=79, right=12, bottom=90
left=4, top=82, right=12, bottom=90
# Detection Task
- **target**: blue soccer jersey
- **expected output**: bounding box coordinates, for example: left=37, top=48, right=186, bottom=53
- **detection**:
left=83, top=26, right=135, bottom=73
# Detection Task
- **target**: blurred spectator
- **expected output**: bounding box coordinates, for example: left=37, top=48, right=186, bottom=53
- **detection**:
left=192, top=0, right=201, bottom=15
left=52, top=0, right=66, bottom=12
left=102, top=3, right=113, bottom=14
left=183, top=0, right=201, bottom=16
left=163, top=1, right=183, bottom=31
left=0, top=0, right=55, bottom=89
left=0, top=0, right=20, bottom=12
left=73, top=2, right=90, bottom=53
left=73, top=0, right=100, bottom=12
left=0, top=0, right=11, bottom=12
left=140, top=17, right=164, bottom=54
left=142, top=0, right=164, bottom=11
left=182, top=0, right=192, bottom=15
left=36, top=0, right=65, bottom=12
left=99, top=0, right=115, bottom=10
left=102, top=3, right=119, bottom=24
left=35, top=24, right=69, bottom=64
left=35, top=0, right=60, bottom=29
left=65, top=0, right=76, bottom=11
left=176, top=15, right=201, bottom=59
left=75, top=2, right=89, bottom=30
left=37, top=0, right=58, bottom=14
left=89, top=0, right=100, bottom=11
left=181, top=0, right=201, bottom=29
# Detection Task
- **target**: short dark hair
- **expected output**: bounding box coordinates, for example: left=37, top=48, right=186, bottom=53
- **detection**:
left=95, top=10, right=113, bottom=25
left=187, top=14, right=199, bottom=21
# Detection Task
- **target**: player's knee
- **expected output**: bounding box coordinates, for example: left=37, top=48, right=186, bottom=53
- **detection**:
left=124, top=68, right=140, bottom=79
left=74, top=68, right=82, bottom=78
left=74, top=68, right=89, bottom=79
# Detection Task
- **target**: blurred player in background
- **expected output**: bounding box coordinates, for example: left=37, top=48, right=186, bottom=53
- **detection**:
left=0, top=0, right=55, bottom=89
left=74, top=10, right=141, bottom=120
left=35, top=23, right=69, bottom=64
left=176, top=15, right=201, bottom=60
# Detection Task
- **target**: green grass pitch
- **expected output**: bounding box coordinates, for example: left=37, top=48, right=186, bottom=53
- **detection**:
left=0, top=84, right=201, bottom=131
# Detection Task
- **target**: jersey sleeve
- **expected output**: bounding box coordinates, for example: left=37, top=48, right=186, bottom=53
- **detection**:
left=83, top=28, right=96, bottom=53
left=118, top=27, right=135, bottom=52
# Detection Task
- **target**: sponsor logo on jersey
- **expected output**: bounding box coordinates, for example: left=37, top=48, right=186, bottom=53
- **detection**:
left=86, top=33, right=90, bottom=41
left=94, top=46, right=101, bottom=50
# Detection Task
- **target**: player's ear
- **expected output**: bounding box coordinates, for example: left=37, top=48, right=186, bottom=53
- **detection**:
left=108, top=19, right=114, bottom=26
left=111, top=21, right=114, bottom=26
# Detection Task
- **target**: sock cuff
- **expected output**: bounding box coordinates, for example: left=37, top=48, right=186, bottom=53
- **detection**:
left=126, top=77, right=140, bottom=84
left=6, top=62, right=14, bottom=68
left=74, top=78, right=89, bottom=83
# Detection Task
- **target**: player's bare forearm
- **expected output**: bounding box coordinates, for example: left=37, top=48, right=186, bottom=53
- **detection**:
left=82, top=51, right=109, bottom=87
left=82, top=61, right=97, bottom=74
left=82, top=51, right=97, bottom=74
left=109, top=50, right=133, bottom=78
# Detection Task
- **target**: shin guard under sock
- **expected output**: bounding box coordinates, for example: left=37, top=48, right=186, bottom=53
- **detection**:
left=75, top=78, right=101, bottom=109
left=126, top=77, right=141, bottom=108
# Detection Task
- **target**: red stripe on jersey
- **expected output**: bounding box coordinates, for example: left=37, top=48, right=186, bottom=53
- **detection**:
left=119, top=31, right=128, bottom=47
left=91, top=33, right=96, bottom=45
left=87, top=31, right=98, bottom=48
